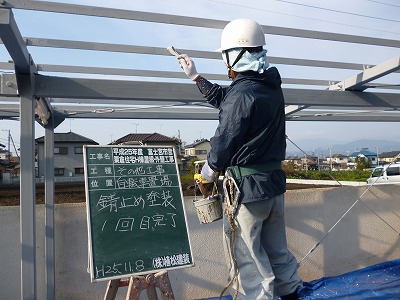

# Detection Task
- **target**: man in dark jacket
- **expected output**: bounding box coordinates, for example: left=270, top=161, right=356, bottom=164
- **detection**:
left=177, top=19, right=302, bottom=300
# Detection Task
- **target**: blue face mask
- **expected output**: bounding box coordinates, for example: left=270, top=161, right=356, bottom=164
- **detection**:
left=223, top=48, right=269, bottom=74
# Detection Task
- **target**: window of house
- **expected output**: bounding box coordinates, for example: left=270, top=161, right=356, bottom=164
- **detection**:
left=75, top=167, right=84, bottom=175
left=54, top=147, right=68, bottom=155
left=185, top=149, right=196, bottom=156
left=75, top=147, right=83, bottom=154
left=195, top=150, right=207, bottom=155
left=54, top=168, right=65, bottom=176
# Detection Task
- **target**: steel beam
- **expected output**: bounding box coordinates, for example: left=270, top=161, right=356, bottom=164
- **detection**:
left=330, top=56, right=400, bottom=91
left=0, top=8, right=30, bottom=73
left=2, top=73, right=400, bottom=118
left=29, top=75, right=400, bottom=108
left=55, top=108, right=400, bottom=122
left=59, top=106, right=218, bottom=120
left=0, top=104, right=19, bottom=119
left=34, top=75, right=204, bottom=101
left=1, top=6, right=38, bottom=299
left=22, top=63, right=353, bottom=87
left=282, top=89, right=400, bottom=108
left=17, top=71, right=37, bottom=300
left=2, top=100, right=399, bottom=122
left=44, top=123, right=55, bottom=300
left=286, top=114, right=400, bottom=122
left=3, top=0, right=400, bottom=48
left=20, top=37, right=395, bottom=71
left=14, top=61, right=400, bottom=87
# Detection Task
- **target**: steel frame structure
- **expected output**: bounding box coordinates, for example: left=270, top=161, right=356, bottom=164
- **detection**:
left=0, top=1, right=399, bottom=299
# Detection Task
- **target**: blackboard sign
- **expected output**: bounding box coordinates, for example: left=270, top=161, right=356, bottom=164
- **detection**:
left=84, top=145, right=194, bottom=282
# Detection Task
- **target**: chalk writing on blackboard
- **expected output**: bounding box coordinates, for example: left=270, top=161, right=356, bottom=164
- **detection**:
left=84, top=145, right=193, bottom=282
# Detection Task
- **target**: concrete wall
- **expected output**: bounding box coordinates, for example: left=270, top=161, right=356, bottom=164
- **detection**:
left=1, top=184, right=399, bottom=299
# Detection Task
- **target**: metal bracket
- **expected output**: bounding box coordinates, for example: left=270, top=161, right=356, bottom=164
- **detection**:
left=1, top=73, right=18, bottom=95
left=126, top=271, right=175, bottom=300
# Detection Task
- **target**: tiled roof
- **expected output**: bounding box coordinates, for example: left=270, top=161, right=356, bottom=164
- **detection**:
left=110, top=133, right=178, bottom=145
left=185, top=139, right=210, bottom=148
left=349, top=150, right=376, bottom=157
left=380, top=150, right=400, bottom=158
left=36, top=132, right=98, bottom=144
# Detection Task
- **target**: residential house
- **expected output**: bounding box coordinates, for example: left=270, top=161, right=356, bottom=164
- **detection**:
left=300, top=155, right=319, bottom=170
left=326, top=154, right=349, bottom=170
left=184, top=139, right=211, bottom=161
left=0, top=159, right=7, bottom=180
left=110, top=133, right=183, bottom=170
left=348, top=148, right=378, bottom=166
left=330, top=154, right=349, bottom=164
left=379, top=151, right=400, bottom=164
left=0, top=147, right=19, bottom=180
left=10, top=161, right=20, bottom=177
left=285, top=154, right=343, bottom=171
left=0, top=148, right=9, bottom=160
left=317, top=162, right=332, bottom=171
left=284, top=156, right=302, bottom=170
left=36, top=132, right=98, bottom=179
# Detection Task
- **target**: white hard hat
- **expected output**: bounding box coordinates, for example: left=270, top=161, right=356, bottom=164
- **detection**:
left=219, top=19, right=266, bottom=52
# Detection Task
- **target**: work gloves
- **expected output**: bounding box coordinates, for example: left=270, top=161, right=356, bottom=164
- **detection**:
left=201, top=160, right=216, bottom=182
left=178, top=54, right=200, bottom=81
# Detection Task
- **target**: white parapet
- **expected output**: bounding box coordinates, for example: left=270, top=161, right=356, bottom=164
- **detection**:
left=0, top=184, right=399, bottom=299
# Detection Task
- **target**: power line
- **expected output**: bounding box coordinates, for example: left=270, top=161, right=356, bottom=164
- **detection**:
left=205, top=0, right=400, bottom=36
left=365, top=0, right=400, bottom=8
left=276, top=0, right=400, bottom=23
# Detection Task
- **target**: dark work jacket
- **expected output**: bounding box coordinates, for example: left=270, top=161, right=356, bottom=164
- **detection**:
left=205, top=67, right=286, bottom=203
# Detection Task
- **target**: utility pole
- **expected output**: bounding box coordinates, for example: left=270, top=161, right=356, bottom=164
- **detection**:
left=177, top=130, right=182, bottom=155
left=10, top=134, right=19, bottom=159
left=1, top=129, right=10, bottom=162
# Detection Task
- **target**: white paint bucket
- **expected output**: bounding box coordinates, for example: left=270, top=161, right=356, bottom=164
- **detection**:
left=193, top=195, right=223, bottom=224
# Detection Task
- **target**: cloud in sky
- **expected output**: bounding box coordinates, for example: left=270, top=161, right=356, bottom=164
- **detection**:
left=1, top=0, right=399, bottom=148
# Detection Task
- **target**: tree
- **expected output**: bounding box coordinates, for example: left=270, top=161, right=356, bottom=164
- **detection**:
left=355, top=156, right=371, bottom=170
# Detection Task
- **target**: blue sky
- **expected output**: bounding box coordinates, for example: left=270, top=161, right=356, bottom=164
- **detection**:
left=0, top=0, right=399, bottom=153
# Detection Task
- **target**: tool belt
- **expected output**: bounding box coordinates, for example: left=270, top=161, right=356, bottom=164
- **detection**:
left=226, top=161, right=282, bottom=180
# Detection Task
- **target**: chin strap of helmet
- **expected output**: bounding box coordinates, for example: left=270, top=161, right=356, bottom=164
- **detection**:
left=224, top=48, right=246, bottom=80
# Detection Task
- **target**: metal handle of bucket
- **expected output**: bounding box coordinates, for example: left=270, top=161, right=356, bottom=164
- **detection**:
left=195, top=178, right=220, bottom=200
left=211, top=181, right=219, bottom=197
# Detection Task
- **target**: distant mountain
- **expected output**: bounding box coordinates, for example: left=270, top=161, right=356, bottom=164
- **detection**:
left=286, top=138, right=400, bottom=157
left=286, top=138, right=340, bottom=154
